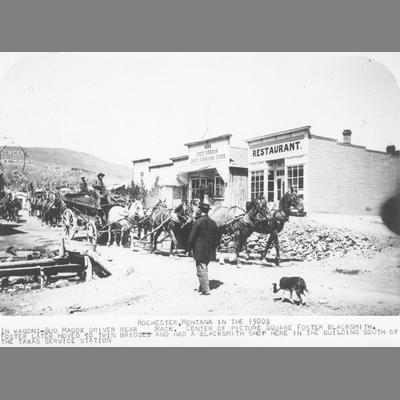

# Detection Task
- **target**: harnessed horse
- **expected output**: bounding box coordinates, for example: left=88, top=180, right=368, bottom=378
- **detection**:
left=106, top=199, right=145, bottom=248
left=136, top=199, right=167, bottom=240
left=210, top=198, right=272, bottom=266
left=259, top=188, right=304, bottom=265
left=150, top=199, right=200, bottom=257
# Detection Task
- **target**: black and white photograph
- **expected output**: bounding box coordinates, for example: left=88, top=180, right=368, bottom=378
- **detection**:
left=0, top=53, right=399, bottom=322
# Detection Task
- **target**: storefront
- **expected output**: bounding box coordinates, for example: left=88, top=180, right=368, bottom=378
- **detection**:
left=246, top=126, right=400, bottom=214
left=181, top=134, right=247, bottom=207
left=132, top=134, right=248, bottom=209
left=246, top=126, right=309, bottom=210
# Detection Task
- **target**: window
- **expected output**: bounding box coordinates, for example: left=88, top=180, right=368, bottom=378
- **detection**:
left=287, top=165, right=304, bottom=197
left=191, top=178, right=201, bottom=199
left=172, top=187, right=181, bottom=199
left=215, top=176, right=225, bottom=198
left=140, top=172, right=144, bottom=184
left=250, top=170, right=264, bottom=200
left=267, top=170, right=274, bottom=202
left=191, top=176, right=223, bottom=200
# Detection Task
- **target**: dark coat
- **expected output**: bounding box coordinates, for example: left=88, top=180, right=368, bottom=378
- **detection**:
left=188, top=214, right=218, bottom=263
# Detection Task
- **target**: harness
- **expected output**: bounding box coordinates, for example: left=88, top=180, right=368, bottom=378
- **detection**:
left=273, top=210, right=288, bottom=224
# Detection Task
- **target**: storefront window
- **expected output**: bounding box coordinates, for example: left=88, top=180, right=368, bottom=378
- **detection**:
left=250, top=170, right=264, bottom=200
left=191, top=178, right=201, bottom=199
left=215, top=176, right=225, bottom=198
left=287, top=165, right=304, bottom=195
left=191, top=176, right=220, bottom=200
left=267, top=170, right=274, bottom=202
left=172, top=187, right=181, bottom=199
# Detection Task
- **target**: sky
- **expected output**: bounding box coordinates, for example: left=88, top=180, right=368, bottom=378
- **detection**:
left=0, top=52, right=399, bottom=166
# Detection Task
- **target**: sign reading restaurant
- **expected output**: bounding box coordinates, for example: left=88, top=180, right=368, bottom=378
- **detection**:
left=250, top=138, right=305, bottom=162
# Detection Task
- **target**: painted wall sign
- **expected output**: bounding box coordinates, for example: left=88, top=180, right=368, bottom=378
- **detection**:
left=249, top=139, right=305, bottom=162
left=188, top=139, right=229, bottom=165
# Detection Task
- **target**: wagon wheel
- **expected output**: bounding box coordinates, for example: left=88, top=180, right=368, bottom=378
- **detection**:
left=86, top=221, right=98, bottom=244
left=62, top=209, right=77, bottom=240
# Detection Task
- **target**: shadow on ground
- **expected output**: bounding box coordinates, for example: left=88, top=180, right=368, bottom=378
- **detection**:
left=0, top=224, right=27, bottom=236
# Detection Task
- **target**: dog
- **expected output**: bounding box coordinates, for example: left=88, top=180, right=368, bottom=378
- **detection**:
left=273, top=277, right=308, bottom=305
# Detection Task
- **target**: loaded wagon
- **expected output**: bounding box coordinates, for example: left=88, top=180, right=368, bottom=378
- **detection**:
left=61, top=193, right=109, bottom=244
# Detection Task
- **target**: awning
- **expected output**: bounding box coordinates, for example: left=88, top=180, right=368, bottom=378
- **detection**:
left=214, top=164, right=230, bottom=183
left=152, top=170, right=185, bottom=186
left=177, top=163, right=230, bottom=183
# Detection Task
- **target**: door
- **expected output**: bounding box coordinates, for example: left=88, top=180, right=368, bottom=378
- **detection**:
left=276, top=167, right=285, bottom=201
left=277, top=177, right=284, bottom=201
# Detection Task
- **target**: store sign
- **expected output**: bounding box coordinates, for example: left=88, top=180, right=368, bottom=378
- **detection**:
left=250, top=139, right=305, bottom=162
left=189, top=140, right=229, bottom=165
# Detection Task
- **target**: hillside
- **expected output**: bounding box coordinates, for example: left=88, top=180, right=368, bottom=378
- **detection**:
left=25, top=147, right=131, bottom=180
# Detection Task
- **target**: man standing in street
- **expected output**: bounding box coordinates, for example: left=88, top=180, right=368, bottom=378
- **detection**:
left=188, top=202, right=218, bottom=296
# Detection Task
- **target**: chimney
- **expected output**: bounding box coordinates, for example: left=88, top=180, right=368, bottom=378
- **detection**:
left=386, top=145, right=399, bottom=156
left=342, top=129, right=352, bottom=144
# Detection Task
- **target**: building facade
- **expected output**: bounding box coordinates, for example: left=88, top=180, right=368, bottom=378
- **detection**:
left=132, top=134, right=248, bottom=209
left=246, top=126, right=400, bottom=214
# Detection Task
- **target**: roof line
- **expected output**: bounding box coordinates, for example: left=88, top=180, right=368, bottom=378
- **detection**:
left=184, top=134, right=232, bottom=147
left=245, top=126, right=311, bottom=143
left=170, top=155, right=189, bottom=161
left=132, top=158, right=151, bottom=164
left=149, top=162, right=173, bottom=169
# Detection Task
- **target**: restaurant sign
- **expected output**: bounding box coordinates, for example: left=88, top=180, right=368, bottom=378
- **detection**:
left=250, top=138, right=305, bottom=162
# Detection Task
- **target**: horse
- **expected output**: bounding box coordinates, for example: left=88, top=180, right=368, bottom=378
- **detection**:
left=150, top=199, right=200, bottom=257
left=2, top=196, right=22, bottom=222
left=209, top=198, right=272, bottom=266
left=42, top=195, right=64, bottom=226
left=136, top=199, right=168, bottom=240
left=106, top=199, right=145, bottom=248
left=259, top=188, right=304, bottom=265
left=0, top=197, right=7, bottom=220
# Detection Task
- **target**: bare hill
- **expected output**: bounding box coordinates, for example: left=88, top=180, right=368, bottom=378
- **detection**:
left=25, top=147, right=131, bottom=180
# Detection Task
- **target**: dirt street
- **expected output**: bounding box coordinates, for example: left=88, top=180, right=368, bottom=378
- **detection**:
left=1, top=212, right=399, bottom=316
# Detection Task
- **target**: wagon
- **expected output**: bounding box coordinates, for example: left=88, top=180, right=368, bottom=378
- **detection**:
left=61, top=193, right=112, bottom=244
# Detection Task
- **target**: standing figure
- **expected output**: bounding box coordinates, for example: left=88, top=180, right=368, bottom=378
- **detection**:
left=93, top=172, right=111, bottom=224
left=80, top=176, right=89, bottom=194
left=188, top=202, right=218, bottom=296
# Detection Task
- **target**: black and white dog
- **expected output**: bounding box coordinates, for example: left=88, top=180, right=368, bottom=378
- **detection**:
left=273, top=277, right=308, bottom=305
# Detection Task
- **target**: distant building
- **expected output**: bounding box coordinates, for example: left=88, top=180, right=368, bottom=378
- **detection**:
left=0, top=146, right=27, bottom=168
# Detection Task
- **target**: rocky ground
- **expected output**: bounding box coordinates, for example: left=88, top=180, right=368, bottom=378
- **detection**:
left=0, top=211, right=399, bottom=316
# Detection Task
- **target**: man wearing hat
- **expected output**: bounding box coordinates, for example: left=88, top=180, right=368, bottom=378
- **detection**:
left=188, top=202, right=218, bottom=296
left=93, top=173, right=110, bottom=223
left=80, top=176, right=89, bottom=194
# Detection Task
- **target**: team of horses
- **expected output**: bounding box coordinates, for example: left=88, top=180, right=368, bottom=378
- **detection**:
left=23, top=186, right=304, bottom=265
left=0, top=194, right=22, bottom=222
left=133, top=188, right=304, bottom=265
left=28, top=191, right=65, bottom=227
left=209, top=188, right=304, bottom=265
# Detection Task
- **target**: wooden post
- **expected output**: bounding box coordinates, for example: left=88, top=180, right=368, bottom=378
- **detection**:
left=59, top=238, right=66, bottom=258
left=84, top=255, right=93, bottom=281
left=39, top=269, right=47, bottom=288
